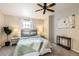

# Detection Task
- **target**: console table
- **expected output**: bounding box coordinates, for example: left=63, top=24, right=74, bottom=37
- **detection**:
left=56, top=36, right=71, bottom=50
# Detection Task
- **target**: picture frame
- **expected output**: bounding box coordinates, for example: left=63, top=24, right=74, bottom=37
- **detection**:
left=57, top=14, right=75, bottom=29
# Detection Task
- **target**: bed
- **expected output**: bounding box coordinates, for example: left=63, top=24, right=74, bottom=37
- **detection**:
left=13, top=29, right=51, bottom=56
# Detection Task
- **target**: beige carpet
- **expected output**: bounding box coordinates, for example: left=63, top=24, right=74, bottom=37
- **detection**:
left=0, top=46, right=16, bottom=56
left=45, top=43, right=79, bottom=56
left=0, top=44, right=79, bottom=56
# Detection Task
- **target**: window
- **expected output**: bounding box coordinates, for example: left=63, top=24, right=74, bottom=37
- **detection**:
left=23, top=20, right=31, bottom=29
left=21, top=19, right=36, bottom=29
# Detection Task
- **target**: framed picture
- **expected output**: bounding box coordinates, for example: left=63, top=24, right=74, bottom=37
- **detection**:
left=57, top=15, right=75, bottom=29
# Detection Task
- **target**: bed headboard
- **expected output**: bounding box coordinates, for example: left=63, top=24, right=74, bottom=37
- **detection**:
left=21, top=29, right=37, bottom=37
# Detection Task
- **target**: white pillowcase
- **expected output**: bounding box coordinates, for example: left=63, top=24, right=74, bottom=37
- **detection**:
left=23, top=31, right=30, bottom=35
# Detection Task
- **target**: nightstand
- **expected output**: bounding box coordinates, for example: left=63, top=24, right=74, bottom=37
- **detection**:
left=10, top=37, right=20, bottom=46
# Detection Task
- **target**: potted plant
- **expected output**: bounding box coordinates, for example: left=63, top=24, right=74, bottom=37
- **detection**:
left=3, top=27, right=12, bottom=46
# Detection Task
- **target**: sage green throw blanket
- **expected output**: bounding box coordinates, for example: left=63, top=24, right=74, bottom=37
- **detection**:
left=13, top=36, right=43, bottom=56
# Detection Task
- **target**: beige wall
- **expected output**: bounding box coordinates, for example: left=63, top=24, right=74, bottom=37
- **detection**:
left=0, top=12, right=4, bottom=47
left=44, top=15, right=49, bottom=39
left=0, top=13, right=44, bottom=47
left=3, top=15, right=44, bottom=39
left=4, top=15, right=21, bottom=37
left=54, top=3, right=79, bottom=52
left=21, top=17, right=44, bottom=35
left=0, top=15, right=21, bottom=46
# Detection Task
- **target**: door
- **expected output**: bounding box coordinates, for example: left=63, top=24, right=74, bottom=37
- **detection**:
left=49, top=15, right=54, bottom=43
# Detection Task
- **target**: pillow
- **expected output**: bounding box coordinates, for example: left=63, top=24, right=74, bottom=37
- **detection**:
left=21, top=32, right=31, bottom=37
left=21, top=29, right=37, bottom=37
left=21, top=30, right=31, bottom=37
left=22, top=31, right=30, bottom=35
left=30, top=31, right=37, bottom=36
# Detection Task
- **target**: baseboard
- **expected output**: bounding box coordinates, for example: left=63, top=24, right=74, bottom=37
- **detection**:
left=72, top=49, right=79, bottom=53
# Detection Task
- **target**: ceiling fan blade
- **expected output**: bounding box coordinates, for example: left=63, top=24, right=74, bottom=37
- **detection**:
left=35, top=9, right=43, bottom=12
left=48, top=3, right=56, bottom=8
left=37, top=3, right=43, bottom=8
left=43, top=9, right=46, bottom=14
left=47, top=9, right=55, bottom=12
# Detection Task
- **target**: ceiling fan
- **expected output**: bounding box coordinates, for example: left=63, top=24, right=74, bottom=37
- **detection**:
left=35, top=3, right=56, bottom=14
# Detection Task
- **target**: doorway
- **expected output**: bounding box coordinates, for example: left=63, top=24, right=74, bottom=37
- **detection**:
left=49, top=15, right=54, bottom=43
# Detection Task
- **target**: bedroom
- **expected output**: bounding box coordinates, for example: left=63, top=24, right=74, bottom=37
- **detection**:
left=0, top=3, right=79, bottom=56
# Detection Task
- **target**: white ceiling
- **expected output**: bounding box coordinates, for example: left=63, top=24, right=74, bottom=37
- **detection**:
left=0, top=3, right=55, bottom=19
left=0, top=3, right=79, bottom=19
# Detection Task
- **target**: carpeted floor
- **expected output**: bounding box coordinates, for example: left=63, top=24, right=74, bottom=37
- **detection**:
left=45, top=43, right=79, bottom=56
left=0, top=43, right=79, bottom=56
left=0, top=46, right=16, bottom=56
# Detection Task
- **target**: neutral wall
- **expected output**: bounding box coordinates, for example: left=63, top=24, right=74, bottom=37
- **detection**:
left=0, top=13, right=44, bottom=46
left=4, top=15, right=21, bottom=38
left=54, top=3, right=79, bottom=52
left=4, top=15, right=44, bottom=40
left=44, top=15, right=49, bottom=39
left=21, top=17, right=44, bottom=35
left=0, top=12, right=4, bottom=47
left=0, top=15, right=21, bottom=46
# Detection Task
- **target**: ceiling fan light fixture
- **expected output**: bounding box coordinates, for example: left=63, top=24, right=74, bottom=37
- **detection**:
left=35, top=3, right=56, bottom=14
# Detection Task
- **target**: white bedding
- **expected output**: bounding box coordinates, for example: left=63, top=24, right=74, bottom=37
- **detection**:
left=14, top=36, right=51, bottom=56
